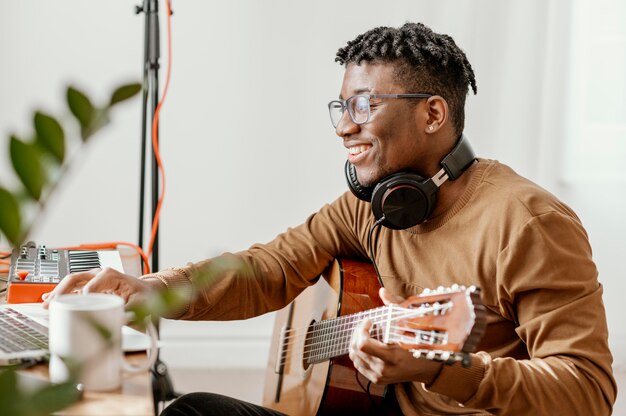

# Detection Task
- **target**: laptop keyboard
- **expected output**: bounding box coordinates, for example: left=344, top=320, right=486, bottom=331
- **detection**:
left=0, top=308, right=48, bottom=353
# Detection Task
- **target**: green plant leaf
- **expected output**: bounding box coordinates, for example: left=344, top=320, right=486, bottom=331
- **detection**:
left=67, top=86, right=95, bottom=132
left=0, top=187, right=22, bottom=245
left=27, top=381, right=83, bottom=415
left=109, top=83, right=142, bottom=107
left=0, top=369, right=21, bottom=415
left=34, top=111, right=65, bottom=163
left=0, top=368, right=19, bottom=397
left=81, top=108, right=110, bottom=141
left=10, top=136, right=46, bottom=200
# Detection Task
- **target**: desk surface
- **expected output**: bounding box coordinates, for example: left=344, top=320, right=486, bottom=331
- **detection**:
left=1, top=246, right=154, bottom=416
left=25, top=354, right=154, bottom=416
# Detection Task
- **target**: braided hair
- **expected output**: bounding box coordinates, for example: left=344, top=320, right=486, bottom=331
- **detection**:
left=336, top=22, right=477, bottom=135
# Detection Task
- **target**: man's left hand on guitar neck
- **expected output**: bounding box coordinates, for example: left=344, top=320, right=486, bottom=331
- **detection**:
left=349, top=288, right=444, bottom=386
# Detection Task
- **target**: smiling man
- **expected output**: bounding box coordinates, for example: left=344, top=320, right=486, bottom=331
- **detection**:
left=44, top=22, right=616, bottom=415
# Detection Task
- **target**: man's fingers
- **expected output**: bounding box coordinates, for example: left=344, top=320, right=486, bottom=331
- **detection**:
left=42, top=267, right=143, bottom=309
left=351, top=319, right=385, bottom=359
left=82, top=268, right=121, bottom=292
left=379, top=287, right=405, bottom=305
left=351, top=318, right=401, bottom=363
left=84, top=268, right=141, bottom=302
left=41, top=269, right=100, bottom=308
left=351, top=319, right=372, bottom=348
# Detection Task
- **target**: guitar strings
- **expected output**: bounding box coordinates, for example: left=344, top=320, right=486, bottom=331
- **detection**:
left=275, top=326, right=449, bottom=367
left=283, top=303, right=450, bottom=352
left=300, top=326, right=447, bottom=360
left=278, top=302, right=449, bottom=345
left=273, top=302, right=451, bottom=366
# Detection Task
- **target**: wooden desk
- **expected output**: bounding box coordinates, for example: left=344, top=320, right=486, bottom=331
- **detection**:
left=20, top=353, right=153, bottom=416
left=1, top=246, right=154, bottom=416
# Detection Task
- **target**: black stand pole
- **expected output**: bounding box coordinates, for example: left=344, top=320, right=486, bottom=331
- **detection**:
left=135, top=1, right=179, bottom=414
left=137, top=0, right=160, bottom=273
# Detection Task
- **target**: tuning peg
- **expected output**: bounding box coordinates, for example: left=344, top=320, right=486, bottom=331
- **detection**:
left=422, top=288, right=431, bottom=295
left=426, top=351, right=437, bottom=360
left=411, top=350, right=423, bottom=359
left=461, top=353, right=472, bottom=368
left=437, top=286, right=444, bottom=293
left=451, top=283, right=459, bottom=291
left=440, top=351, right=451, bottom=361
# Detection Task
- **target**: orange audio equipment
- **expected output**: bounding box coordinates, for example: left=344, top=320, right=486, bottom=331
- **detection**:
left=6, top=241, right=123, bottom=303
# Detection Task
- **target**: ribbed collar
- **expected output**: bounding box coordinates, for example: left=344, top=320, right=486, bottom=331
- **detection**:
left=405, top=159, right=490, bottom=234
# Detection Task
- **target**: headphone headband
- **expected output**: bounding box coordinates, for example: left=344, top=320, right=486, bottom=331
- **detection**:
left=440, top=135, right=475, bottom=180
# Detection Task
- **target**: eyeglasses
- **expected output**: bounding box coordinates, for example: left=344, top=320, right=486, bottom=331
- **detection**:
left=328, top=93, right=432, bottom=128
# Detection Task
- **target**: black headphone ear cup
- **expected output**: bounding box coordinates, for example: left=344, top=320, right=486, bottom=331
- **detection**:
left=345, top=161, right=373, bottom=202
left=370, top=173, right=438, bottom=229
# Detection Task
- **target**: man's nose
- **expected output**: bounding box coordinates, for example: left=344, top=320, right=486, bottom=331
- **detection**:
left=335, top=112, right=360, bottom=137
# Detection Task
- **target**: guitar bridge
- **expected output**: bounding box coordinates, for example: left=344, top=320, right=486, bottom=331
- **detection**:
left=274, top=324, right=289, bottom=375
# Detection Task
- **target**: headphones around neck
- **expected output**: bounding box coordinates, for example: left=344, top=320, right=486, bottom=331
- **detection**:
left=345, top=134, right=476, bottom=230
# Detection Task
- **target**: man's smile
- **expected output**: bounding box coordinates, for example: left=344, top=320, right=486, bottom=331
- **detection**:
left=347, top=143, right=373, bottom=164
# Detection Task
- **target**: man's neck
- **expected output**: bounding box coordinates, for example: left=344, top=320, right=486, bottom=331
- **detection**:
left=429, top=159, right=478, bottom=219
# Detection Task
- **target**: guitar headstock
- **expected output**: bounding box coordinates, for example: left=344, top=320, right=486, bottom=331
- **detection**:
left=386, top=285, right=486, bottom=365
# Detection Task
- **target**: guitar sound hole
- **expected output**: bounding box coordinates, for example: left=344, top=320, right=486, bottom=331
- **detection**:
left=302, top=319, right=316, bottom=371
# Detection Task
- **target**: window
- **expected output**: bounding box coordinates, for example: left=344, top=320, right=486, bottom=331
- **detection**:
left=563, top=0, right=626, bottom=181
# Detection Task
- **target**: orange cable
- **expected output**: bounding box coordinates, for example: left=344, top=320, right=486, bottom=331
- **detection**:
left=146, top=0, right=173, bottom=260
left=56, top=242, right=151, bottom=275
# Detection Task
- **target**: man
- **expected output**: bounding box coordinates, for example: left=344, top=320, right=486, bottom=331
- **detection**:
left=44, top=22, right=616, bottom=415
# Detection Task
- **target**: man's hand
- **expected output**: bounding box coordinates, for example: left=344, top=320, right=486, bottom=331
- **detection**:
left=42, top=267, right=163, bottom=309
left=348, top=287, right=443, bottom=385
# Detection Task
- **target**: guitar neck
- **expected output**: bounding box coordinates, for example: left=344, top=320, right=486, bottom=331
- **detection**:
left=302, top=294, right=460, bottom=365
left=303, top=305, right=393, bottom=365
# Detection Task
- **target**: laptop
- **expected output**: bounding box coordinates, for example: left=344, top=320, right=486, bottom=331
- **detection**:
left=0, top=303, right=155, bottom=366
left=0, top=304, right=48, bottom=365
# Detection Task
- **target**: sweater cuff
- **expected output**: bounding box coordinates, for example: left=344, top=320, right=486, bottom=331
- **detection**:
left=140, top=268, right=193, bottom=319
left=425, top=354, right=486, bottom=403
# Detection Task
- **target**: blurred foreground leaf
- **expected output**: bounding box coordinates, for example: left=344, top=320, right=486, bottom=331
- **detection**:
left=66, top=86, right=95, bottom=133
left=110, top=83, right=142, bottom=107
left=1, top=80, right=141, bottom=247
left=34, top=111, right=65, bottom=163
left=10, top=136, right=46, bottom=200
left=0, top=368, right=82, bottom=416
left=0, top=187, right=21, bottom=245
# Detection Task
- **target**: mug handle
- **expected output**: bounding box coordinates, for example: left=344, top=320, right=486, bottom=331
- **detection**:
left=121, top=315, right=159, bottom=374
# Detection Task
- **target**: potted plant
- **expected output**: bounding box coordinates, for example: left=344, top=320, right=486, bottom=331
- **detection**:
left=0, top=82, right=141, bottom=416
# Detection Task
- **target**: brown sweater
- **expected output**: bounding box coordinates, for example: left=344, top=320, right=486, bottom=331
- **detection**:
left=143, top=159, right=616, bottom=415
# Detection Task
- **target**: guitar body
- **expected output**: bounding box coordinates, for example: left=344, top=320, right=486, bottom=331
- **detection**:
left=262, top=258, right=394, bottom=415
left=262, top=258, right=486, bottom=415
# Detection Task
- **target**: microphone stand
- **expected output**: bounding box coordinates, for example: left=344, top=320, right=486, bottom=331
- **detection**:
left=135, top=1, right=179, bottom=414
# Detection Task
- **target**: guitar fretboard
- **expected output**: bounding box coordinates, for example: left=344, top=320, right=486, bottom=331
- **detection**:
left=303, top=307, right=387, bottom=364
left=302, top=302, right=449, bottom=365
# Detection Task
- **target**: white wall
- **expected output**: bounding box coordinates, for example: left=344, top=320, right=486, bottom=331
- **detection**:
left=1, top=0, right=624, bottom=379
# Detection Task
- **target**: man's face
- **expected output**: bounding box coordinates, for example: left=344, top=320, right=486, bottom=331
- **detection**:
left=335, top=62, right=431, bottom=187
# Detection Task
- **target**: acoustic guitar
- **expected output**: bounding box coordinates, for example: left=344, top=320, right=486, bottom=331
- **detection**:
left=262, top=258, right=486, bottom=415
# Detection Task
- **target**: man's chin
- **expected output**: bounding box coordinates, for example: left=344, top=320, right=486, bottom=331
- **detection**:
left=355, top=168, right=384, bottom=188
left=357, top=175, right=381, bottom=188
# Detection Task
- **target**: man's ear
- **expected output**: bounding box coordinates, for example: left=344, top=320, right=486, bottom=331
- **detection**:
left=424, top=95, right=448, bottom=133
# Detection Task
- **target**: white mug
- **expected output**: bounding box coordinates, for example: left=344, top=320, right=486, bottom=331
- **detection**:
left=49, top=293, right=158, bottom=392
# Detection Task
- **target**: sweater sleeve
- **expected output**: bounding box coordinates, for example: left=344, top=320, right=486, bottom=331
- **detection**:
left=426, top=211, right=616, bottom=415
left=145, top=192, right=371, bottom=321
